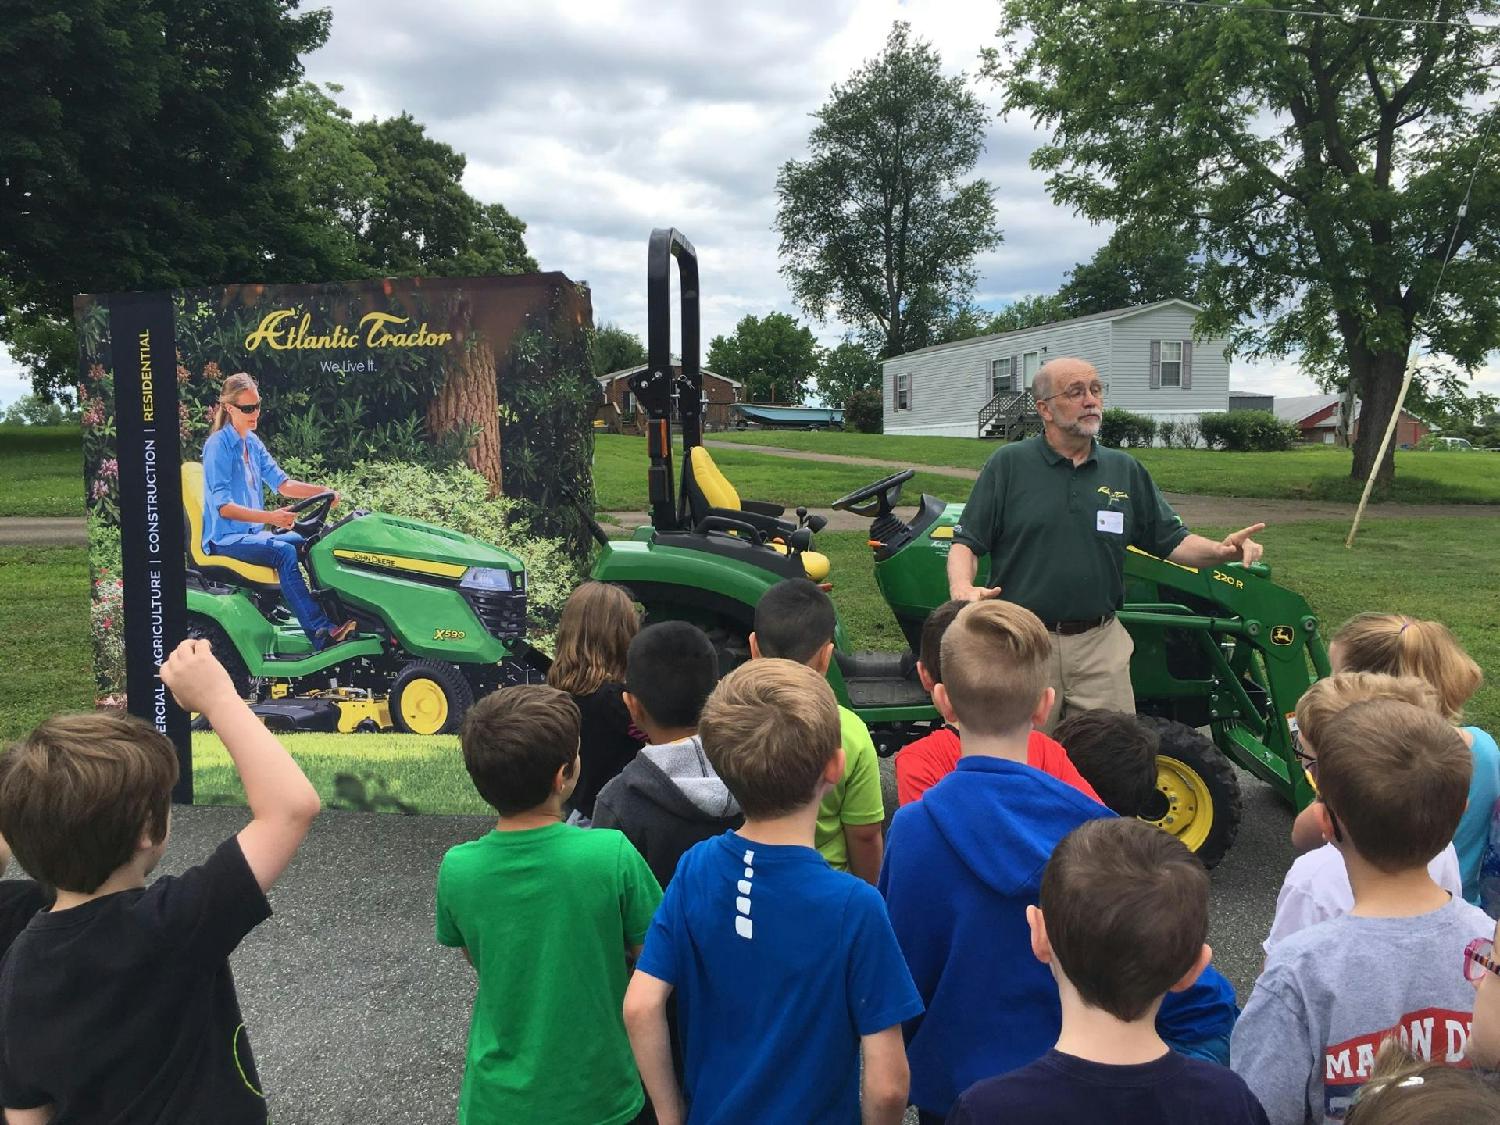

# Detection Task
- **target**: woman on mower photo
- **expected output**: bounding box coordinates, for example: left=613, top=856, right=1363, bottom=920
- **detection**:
left=200, top=372, right=356, bottom=651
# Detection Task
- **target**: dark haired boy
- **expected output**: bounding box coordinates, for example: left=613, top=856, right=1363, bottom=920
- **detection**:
left=594, top=621, right=742, bottom=888
left=1051, top=709, right=1159, bottom=818
left=750, top=578, right=885, bottom=883
left=437, top=684, right=663, bottom=1124
left=1232, top=699, right=1494, bottom=1122
left=949, top=818, right=1269, bottom=1124
left=624, top=659, right=922, bottom=1124
left=0, top=638, right=321, bottom=1123
left=895, top=598, right=1099, bottom=806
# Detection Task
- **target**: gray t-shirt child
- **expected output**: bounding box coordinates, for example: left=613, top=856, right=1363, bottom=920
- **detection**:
left=1232, top=896, right=1493, bottom=1124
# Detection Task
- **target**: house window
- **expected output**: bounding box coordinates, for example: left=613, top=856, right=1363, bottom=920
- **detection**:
left=1160, top=341, right=1183, bottom=387
left=623, top=390, right=635, bottom=414
left=990, top=357, right=1013, bottom=398
left=895, top=372, right=911, bottom=411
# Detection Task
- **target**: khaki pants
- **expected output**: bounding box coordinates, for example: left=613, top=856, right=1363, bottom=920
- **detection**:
left=1040, top=615, right=1136, bottom=734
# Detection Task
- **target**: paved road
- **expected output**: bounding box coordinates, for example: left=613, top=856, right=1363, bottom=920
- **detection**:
left=1, top=783, right=1290, bottom=1123
left=0, top=516, right=86, bottom=545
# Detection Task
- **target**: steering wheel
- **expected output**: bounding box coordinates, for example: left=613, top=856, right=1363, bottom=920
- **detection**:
left=274, top=491, right=336, bottom=539
left=831, top=470, right=915, bottom=518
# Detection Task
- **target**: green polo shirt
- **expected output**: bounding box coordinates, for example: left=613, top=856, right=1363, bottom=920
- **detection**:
left=952, top=435, right=1190, bottom=624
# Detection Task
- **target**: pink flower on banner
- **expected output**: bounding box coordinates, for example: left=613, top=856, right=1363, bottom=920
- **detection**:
left=99, top=459, right=118, bottom=480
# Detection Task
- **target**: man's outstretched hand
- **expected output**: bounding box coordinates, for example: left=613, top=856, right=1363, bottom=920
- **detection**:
left=1221, top=523, right=1266, bottom=565
left=951, top=584, right=1004, bottom=602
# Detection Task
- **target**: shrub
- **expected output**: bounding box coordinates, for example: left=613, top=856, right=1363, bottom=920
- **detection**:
left=1158, top=420, right=1180, bottom=448
left=844, top=387, right=883, bottom=433
left=1099, top=408, right=1157, bottom=448
left=1198, top=410, right=1298, bottom=452
left=283, top=459, right=582, bottom=648
left=1177, top=418, right=1201, bottom=449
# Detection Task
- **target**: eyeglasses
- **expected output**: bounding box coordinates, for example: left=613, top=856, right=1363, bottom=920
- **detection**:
left=231, top=402, right=261, bottom=415
left=1290, top=728, right=1319, bottom=792
left=1039, top=382, right=1105, bottom=403
left=1465, top=937, right=1500, bottom=983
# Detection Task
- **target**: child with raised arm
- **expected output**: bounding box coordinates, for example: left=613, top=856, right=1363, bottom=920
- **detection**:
left=895, top=598, right=1098, bottom=806
left=0, top=638, right=321, bottom=1124
left=750, top=578, right=886, bottom=883
left=1232, top=698, right=1494, bottom=1122
left=623, top=659, right=922, bottom=1125
left=437, top=684, right=662, bottom=1124
left=593, top=621, right=741, bottom=889
left=949, top=818, right=1268, bottom=1124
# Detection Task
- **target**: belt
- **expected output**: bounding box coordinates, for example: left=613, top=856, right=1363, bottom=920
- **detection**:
left=1043, top=613, right=1114, bottom=636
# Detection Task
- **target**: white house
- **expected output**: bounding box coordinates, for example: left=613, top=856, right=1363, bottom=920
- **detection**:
left=881, top=300, right=1231, bottom=438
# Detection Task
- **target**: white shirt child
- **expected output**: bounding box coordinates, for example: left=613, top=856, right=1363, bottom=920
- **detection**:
left=1263, top=842, right=1463, bottom=953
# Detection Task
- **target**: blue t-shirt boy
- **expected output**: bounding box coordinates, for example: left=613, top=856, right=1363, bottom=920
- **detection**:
left=636, top=831, right=923, bottom=1123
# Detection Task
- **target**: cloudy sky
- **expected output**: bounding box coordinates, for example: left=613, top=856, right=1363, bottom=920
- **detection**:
left=1, top=0, right=1492, bottom=407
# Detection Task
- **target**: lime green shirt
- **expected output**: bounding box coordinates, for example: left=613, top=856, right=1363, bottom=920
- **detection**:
left=815, top=707, right=886, bottom=870
left=953, top=435, right=1190, bottom=623
left=436, top=823, right=663, bottom=1124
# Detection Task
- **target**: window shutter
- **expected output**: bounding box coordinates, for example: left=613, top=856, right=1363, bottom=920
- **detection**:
left=1011, top=353, right=1021, bottom=391
left=1181, top=340, right=1193, bottom=389
left=1149, top=340, right=1162, bottom=389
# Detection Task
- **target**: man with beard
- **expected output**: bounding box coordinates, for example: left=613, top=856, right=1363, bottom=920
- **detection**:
left=948, top=357, right=1265, bottom=731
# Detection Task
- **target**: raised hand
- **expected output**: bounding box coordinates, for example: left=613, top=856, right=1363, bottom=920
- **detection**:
left=1221, top=523, right=1266, bottom=565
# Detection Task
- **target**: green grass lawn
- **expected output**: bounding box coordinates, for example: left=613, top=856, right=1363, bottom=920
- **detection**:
left=591, top=433, right=972, bottom=510
left=0, top=425, right=84, bottom=516
left=709, top=429, right=1500, bottom=505
left=3, top=502, right=1496, bottom=813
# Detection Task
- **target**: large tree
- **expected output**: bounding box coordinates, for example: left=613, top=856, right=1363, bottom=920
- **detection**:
left=1, top=0, right=335, bottom=398
left=776, top=22, right=1002, bottom=360
left=589, top=322, right=647, bottom=378
left=815, top=338, right=881, bottom=410
left=707, top=313, right=819, bottom=404
left=989, top=1, right=1500, bottom=487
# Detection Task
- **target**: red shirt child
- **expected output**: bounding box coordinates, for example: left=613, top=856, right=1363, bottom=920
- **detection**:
left=896, top=725, right=1099, bottom=806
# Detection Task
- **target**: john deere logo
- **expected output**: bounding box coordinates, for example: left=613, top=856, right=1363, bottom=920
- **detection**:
left=1271, top=625, right=1296, bottom=646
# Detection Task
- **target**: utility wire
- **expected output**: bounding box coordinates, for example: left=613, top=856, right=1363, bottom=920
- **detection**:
left=1137, top=0, right=1500, bottom=31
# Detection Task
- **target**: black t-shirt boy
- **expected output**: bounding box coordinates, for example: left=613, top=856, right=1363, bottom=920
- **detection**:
left=0, top=879, right=53, bottom=959
left=948, top=1049, right=1269, bottom=1125
left=0, top=837, right=272, bottom=1124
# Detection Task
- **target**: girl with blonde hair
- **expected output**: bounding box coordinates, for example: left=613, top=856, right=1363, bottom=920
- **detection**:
left=200, top=372, right=355, bottom=650
left=547, top=582, right=644, bottom=819
left=1291, top=613, right=1498, bottom=907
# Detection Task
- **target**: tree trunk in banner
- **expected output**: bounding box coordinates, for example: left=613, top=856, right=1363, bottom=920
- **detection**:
left=428, top=338, right=502, bottom=494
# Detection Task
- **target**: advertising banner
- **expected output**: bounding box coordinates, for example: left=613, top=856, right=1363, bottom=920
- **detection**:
left=77, top=274, right=597, bottom=811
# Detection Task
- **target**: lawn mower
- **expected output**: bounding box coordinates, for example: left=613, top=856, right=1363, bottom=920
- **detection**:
left=181, top=461, right=542, bottom=735
left=586, top=228, right=1329, bottom=867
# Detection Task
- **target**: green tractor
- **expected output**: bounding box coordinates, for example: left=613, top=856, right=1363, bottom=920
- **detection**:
left=587, top=228, right=1329, bottom=867
left=181, top=461, right=542, bottom=735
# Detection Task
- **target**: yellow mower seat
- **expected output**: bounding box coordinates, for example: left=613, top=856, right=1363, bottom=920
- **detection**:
left=182, top=461, right=280, bottom=586
left=685, top=446, right=831, bottom=581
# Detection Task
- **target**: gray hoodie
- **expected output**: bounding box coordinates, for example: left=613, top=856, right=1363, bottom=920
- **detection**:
left=592, top=736, right=743, bottom=888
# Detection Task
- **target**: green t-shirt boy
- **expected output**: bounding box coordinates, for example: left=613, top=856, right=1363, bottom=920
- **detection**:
left=436, top=824, right=662, bottom=1124
left=814, top=707, right=887, bottom=873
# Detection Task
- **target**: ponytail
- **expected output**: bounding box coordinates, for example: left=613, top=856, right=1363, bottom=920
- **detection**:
left=1331, top=612, right=1482, bottom=721
left=211, top=372, right=259, bottom=433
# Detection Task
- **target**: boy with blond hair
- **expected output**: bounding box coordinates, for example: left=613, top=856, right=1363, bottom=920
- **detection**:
left=0, top=639, right=321, bottom=1123
left=1263, top=672, right=1463, bottom=952
left=950, top=818, right=1268, bottom=1123
left=880, top=600, right=1113, bottom=1121
left=1232, top=698, right=1493, bottom=1122
left=750, top=578, right=885, bottom=883
left=624, top=660, right=922, bottom=1124
left=437, top=684, right=662, bottom=1124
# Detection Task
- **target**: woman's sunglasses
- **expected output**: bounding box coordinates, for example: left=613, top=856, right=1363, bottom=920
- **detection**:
left=231, top=402, right=261, bottom=415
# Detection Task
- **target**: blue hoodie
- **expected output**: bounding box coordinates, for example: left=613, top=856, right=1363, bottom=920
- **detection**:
left=879, top=755, right=1237, bottom=1115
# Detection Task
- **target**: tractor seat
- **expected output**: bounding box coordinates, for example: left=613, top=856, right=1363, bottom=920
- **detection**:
left=683, top=446, right=831, bottom=581
left=181, top=461, right=280, bottom=587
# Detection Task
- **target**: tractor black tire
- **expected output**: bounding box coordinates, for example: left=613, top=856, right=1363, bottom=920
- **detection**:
left=185, top=614, right=254, bottom=699
left=1137, top=716, right=1242, bottom=870
left=390, top=660, right=474, bottom=736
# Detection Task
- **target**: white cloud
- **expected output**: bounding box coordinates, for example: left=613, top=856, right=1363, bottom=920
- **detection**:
left=1, top=0, right=1493, bottom=412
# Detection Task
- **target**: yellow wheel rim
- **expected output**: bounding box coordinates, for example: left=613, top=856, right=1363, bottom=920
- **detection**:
left=398, top=678, right=449, bottom=735
left=1148, top=753, right=1215, bottom=853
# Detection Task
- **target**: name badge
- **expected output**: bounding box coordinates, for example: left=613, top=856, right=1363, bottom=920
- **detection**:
left=1097, top=509, right=1124, bottom=535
